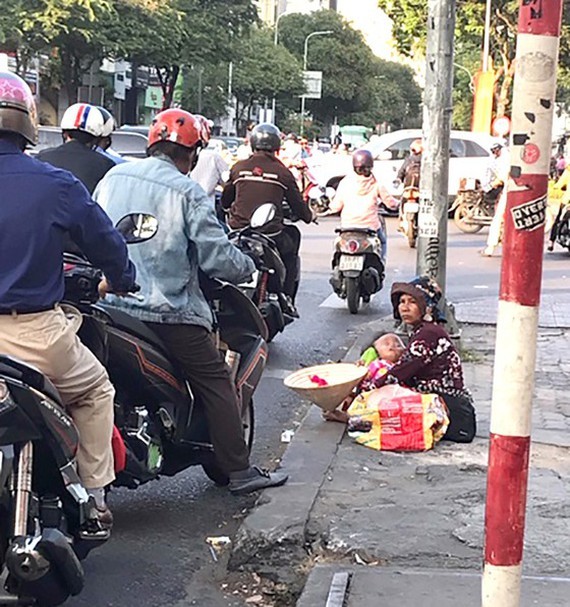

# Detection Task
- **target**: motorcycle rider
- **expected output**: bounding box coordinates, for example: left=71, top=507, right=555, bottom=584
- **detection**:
left=93, top=109, right=288, bottom=495
left=38, top=102, right=115, bottom=193
left=481, top=142, right=510, bottom=257
left=482, top=142, right=507, bottom=205
left=190, top=114, right=229, bottom=205
left=221, top=123, right=313, bottom=316
left=95, top=106, right=127, bottom=165
left=397, top=138, right=423, bottom=187
left=0, top=71, right=137, bottom=529
left=327, top=149, right=397, bottom=260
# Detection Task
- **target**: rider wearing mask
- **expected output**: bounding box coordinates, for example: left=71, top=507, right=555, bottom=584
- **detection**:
left=327, top=149, right=398, bottom=260
left=0, top=72, right=137, bottom=530
left=482, top=142, right=508, bottom=204
left=190, top=115, right=229, bottom=205
left=93, top=109, right=288, bottom=495
left=95, top=106, right=127, bottom=165
left=397, top=139, right=423, bottom=187
left=481, top=142, right=510, bottom=257
left=221, top=123, right=313, bottom=315
left=38, top=103, right=115, bottom=193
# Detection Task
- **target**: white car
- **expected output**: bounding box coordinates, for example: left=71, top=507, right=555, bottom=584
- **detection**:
left=320, top=129, right=504, bottom=201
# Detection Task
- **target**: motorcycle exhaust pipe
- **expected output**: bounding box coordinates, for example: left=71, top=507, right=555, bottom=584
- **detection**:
left=14, top=442, right=33, bottom=538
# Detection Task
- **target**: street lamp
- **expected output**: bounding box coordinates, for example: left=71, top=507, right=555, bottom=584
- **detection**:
left=300, top=29, right=333, bottom=136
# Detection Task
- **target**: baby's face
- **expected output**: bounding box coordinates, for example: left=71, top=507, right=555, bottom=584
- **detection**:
left=374, top=334, right=405, bottom=363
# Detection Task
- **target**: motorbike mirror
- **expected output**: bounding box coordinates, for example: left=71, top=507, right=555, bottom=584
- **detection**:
left=325, top=186, right=336, bottom=200
left=250, top=203, right=276, bottom=229
left=308, top=186, right=322, bottom=200
left=115, top=213, right=159, bottom=244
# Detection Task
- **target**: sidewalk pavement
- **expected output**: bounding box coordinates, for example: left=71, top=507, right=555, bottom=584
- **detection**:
left=230, top=310, right=570, bottom=606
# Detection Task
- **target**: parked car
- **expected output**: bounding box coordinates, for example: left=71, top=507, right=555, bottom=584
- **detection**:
left=30, top=126, right=148, bottom=159
left=322, top=129, right=505, bottom=202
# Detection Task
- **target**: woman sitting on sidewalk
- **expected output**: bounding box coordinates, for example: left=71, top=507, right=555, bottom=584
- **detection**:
left=327, top=276, right=476, bottom=443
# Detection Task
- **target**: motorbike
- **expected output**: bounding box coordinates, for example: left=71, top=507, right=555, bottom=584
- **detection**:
left=64, top=213, right=268, bottom=491
left=551, top=204, right=570, bottom=251
left=451, top=178, right=497, bottom=233
left=0, top=348, right=116, bottom=604
left=229, top=204, right=300, bottom=342
left=330, top=227, right=385, bottom=314
left=398, top=185, right=420, bottom=248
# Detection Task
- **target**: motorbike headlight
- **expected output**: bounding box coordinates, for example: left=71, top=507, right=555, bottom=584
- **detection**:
left=308, top=186, right=322, bottom=200
left=0, top=380, right=9, bottom=402
left=248, top=241, right=264, bottom=256
left=0, top=379, right=15, bottom=416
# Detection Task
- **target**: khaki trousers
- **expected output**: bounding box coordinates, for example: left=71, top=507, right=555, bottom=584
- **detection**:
left=486, top=188, right=507, bottom=249
left=0, top=306, right=115, bottom=489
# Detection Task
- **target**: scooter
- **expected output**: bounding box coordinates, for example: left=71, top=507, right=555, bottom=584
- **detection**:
left=0, top=358, right=110, bottom=606
left=64, top=213, right=268, bottom=490
left=329, top=227, right=385, bottom=314
left=229, top=204, right=300, bottom=342
left=451, top=178, right=497, bottom=233
left=398, top=186, right=420, bottom=248
left=551, top=204, right=570, bottom=251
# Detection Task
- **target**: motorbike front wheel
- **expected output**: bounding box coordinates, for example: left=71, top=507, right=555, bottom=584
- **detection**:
left=201, top=398, right=255, bottom=486
left=346, top=277, right=360, bottom=314
left=454, top=202, right=484, bottom=233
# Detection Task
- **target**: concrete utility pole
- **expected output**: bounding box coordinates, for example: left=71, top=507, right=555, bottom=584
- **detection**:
left=482, top=2, right=563, bottom=606
left=416, top=0, right=456, bottom=324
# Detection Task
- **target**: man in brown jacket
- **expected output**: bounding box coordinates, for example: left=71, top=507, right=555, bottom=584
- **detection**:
left=221, top=123, right=313, bottom=313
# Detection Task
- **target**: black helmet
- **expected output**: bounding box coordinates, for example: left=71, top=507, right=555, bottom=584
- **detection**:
left=352, top=148, right=374, bottom=170
left=251, top=123, right=281, bottom=152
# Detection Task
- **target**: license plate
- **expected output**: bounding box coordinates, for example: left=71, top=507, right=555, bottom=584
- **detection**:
left=404, top=202, right=419, bottom=213
left=339, top=255, right=364, bottom=271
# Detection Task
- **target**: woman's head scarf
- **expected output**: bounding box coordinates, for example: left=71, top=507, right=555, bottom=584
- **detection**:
left=390, top=275, right=445, bottom=322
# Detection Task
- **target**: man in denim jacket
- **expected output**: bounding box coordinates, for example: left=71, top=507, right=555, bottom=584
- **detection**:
left=94, top=109, right=288, bottom=494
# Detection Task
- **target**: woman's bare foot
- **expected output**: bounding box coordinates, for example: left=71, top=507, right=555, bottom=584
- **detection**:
left=322, top=410, right=349, bottom=423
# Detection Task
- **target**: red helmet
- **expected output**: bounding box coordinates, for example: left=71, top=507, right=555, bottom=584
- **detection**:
left=148, top=109, right=204, bottom=150
left=194, top=114, right=212, bottom=144
left=0, top=71, right=38, bottom=144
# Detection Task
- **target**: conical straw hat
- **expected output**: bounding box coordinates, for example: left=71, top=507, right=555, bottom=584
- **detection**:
left=284, top=363, right=368, bottom=412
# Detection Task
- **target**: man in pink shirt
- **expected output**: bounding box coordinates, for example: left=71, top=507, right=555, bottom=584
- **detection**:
left=327, top=149, right=398, bottom=259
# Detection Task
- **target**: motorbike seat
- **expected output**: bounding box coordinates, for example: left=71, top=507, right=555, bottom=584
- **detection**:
left=335, top=227, right=378, bottom=236
left=100, top=306, right=170, bottom=355
left=0, top=355, right=62, bottom=404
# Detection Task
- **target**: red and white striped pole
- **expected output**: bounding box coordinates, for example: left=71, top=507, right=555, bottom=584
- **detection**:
left=482, top=2, right=564, bottom=605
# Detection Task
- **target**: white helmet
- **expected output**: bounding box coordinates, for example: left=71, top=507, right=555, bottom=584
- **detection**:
left=60, top=103, right=106, bottom=137
left=97, top=106, right=116, bottom=138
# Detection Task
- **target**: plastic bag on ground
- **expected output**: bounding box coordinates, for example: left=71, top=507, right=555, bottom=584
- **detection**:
left=347, top=384, right=449, bottom=451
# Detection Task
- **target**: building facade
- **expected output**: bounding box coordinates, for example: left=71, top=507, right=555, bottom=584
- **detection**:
left=256, top=0, right=336, bottom=25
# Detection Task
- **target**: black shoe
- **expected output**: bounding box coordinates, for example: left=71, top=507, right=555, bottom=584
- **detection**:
left=229, top=466, right=289, bottom=495
left=283, top=296, right=300, bottom=318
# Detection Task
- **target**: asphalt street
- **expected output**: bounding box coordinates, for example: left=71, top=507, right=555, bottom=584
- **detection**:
left=40, top=217, right=570, bottom=606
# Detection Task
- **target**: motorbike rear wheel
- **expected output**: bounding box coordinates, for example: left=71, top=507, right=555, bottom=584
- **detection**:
left=454, top=202, right=484, bottom=233
left=346, top=277, right=360, bottom=314
left=405, top=214, right=417, bottom=248
left=201, top=398, right=255, bottom=486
